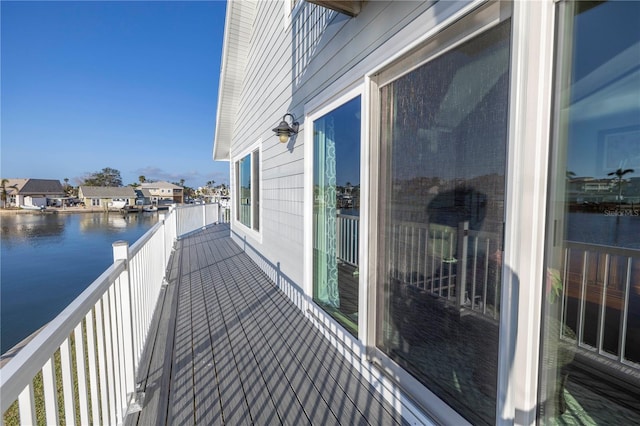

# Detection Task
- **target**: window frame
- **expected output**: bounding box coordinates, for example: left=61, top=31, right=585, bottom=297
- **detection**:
left=233, top=140, right=262, bottom=240
left=366, top=1, right=517, bottom=423
left=538, top=0, right=640, bottom=423
left=304, top=86, right=367, bottom=345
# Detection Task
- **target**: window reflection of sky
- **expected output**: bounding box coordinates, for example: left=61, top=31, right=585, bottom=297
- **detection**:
left=239, top=153, right=251, bottom=190
left=324, top=96, right=361, bottom=187
left=567, top=1, right=640, bottom=179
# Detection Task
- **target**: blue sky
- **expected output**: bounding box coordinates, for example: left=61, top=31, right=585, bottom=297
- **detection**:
left=1, top=0, right=229, bottom=188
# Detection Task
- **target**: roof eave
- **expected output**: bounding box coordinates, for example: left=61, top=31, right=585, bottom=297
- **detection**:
left=306, top=0, right=364, bottom=17
left=213, top=0, right=255, bottom=162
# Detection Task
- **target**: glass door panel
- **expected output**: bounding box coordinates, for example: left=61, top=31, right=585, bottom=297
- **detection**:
left=375, top=20, right=511, bottom=425
left=540, top=1, right=640, bottom=423
left=313, top=96, right=361, bottom=335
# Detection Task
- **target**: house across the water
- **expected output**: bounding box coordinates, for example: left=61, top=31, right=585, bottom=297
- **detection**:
left=141, top=181, right=184, bottom=205
left=1, top=178, right=65, bottom=208
left=78, top=186, right=138, bottom=210
left=213, top=1, right=640, bottom=425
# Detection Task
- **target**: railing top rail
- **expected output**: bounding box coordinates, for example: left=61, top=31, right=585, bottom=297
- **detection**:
left=564, top=240, right=640, bottom=257
left=468, top=229, right=501, bottom=241
left=0, top=260, right=126, bottom=413
left=130, top=220, right=164, bottom=256
left=336, top=213, right=360, bottom=220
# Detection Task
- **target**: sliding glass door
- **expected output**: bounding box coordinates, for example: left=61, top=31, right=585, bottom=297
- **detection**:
left=374, top=15, right=511, bottom=425
left=540, top=1, right=640, bottom=423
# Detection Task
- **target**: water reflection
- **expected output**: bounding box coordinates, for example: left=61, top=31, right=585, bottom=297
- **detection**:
left=1, top=214, right=65, bottom=243
left=0, top=212, right=158, bottom=353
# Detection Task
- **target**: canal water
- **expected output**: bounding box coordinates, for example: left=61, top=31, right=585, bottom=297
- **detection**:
left=1, top=212, right=158, bottom=354
left=0, top=210, right=636, bottom=355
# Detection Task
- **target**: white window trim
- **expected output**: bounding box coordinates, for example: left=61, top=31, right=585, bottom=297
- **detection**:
left=294, top=1, right=559, bottom=424
left=363, top=1, right=539, bottom=424
left=504, top=1, right=559, bottom=424
left=232, top=139, right=263, bottom=243
left=303, top=85, right=366, bottom=346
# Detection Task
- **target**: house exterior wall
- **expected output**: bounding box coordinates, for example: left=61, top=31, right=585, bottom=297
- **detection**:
left=77, top=187, right=136, bottom=208
left=218, top=1, right=640, bottom=425
left=228, top=0, right=464, bottom=287
left=23, top=196, right=46, bottom=208
left=141, top=182, right=184, bottom=203
left=224, top=3, right=487, bottom=424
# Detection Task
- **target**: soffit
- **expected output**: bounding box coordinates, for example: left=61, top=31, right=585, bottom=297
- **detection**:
left=213, top=0, right=257, bottom=161
left=306, top=0, right=364, bottom=17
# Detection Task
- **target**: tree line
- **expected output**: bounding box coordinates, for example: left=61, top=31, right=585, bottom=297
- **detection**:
left=63, top=167, right=226, bottom=200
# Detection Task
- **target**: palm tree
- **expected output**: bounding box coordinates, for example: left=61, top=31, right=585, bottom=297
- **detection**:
left=1, top=178, right=8, bottom=208
left=139, top=175, right=146, bottom=184
left=608, top=168, right=634, bottom=209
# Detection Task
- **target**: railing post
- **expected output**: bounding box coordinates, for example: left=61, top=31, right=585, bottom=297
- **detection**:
left=203, top=203, right=207, bottom=229
left=112, top=240, right=138, bottom=418
left=159, top=213, right=167, bottom=269
left=456, top=221, right=469, bottom=309
left=172, top=204, right=179, bottom=238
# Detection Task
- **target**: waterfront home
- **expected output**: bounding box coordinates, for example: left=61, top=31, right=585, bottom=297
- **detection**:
left=213, top=1, right=640, bottom=425
left=77, top=186, right=137, bottom=210
left=1, top=178, right=65, bottom=208
left=134, top=188, right=153, bottom=206
left=140, top=181, right=184, bottom=204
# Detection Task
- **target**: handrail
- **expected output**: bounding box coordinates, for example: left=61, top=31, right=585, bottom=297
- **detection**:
left=564, top=240, right=639, bottom=258
left=560, top=241, right=640, bottom=368
left=129, top=220, right=163, bottom=257
left=0, top=203, right=229, bottom=425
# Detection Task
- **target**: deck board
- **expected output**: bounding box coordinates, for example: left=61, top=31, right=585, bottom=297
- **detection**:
left=126, top=244, right=181, bottom=426
left=209, top=238, right=311, bottom=425
left=202, top=241, right=286, bottom=425
left=167, top=242, right=196, bottom=425
left=219, top=254, right=348, bottom=424
left=231, top=245, right=402, bottom=425
left=126, top=224, right=405, bottom=426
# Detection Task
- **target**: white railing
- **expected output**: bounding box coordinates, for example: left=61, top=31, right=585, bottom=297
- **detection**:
left=175, top=202, right=223, bottom=237
left=341, top=217, right=639, bottom=370
left=560, top=241, right=640, bottom=368
left=0, top=203, right=228, bottom=425
left=336, top=213, right=359, bottom=266
left=386, top=220, right=501, bottom=319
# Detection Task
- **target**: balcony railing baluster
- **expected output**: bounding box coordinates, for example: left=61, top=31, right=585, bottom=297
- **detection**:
left=0, top=203, right=229, bottom=425
left=3, top=208, right=636, bottom=423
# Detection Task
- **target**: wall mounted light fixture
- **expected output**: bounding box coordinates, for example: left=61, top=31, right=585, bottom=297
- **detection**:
left=272, top=113, right=299, bottom=143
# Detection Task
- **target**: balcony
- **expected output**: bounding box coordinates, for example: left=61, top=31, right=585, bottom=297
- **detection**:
left=2, top=205, right=638, bottom=424
left=0, top=206, right=403, bottom=425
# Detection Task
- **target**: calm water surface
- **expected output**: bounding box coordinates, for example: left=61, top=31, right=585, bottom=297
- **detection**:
left=0, top=210, right=636, bottom=354
left=1, top=212, right=158, bottom=353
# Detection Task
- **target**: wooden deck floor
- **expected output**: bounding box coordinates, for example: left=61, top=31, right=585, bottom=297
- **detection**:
left=126, top=224, right=405, bottom=426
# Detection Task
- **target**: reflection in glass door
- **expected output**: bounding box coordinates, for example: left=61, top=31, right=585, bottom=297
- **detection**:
left=541, top=1, right=640, bottom=423
left=375, top=20, right=511, bottom=425
left=313, top=96, right=361, bottom=335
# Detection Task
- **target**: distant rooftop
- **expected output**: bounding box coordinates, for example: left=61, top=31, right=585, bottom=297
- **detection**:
left=141, top=181, right=183, bottom=189
left=78, top=186, right=137, bottom=198
left=3, top=178, right=64, bottom=195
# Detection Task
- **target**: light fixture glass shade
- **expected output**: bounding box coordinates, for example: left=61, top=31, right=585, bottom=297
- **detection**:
left=278, top=132, right=290, bottom=143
